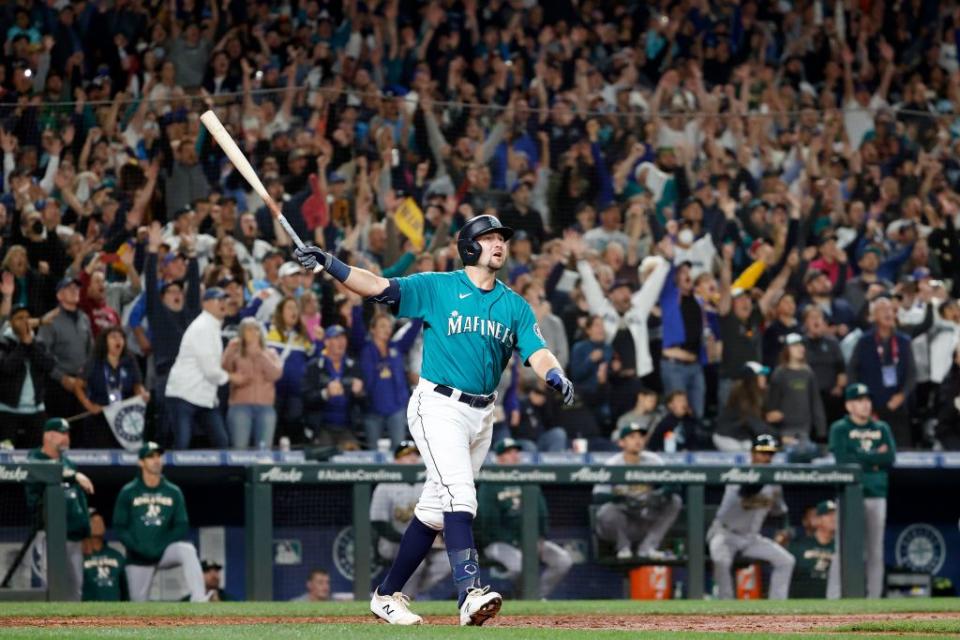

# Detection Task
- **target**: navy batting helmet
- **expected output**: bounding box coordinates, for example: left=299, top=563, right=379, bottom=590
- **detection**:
left=457, top=215, right=514, bottom=266
left=752, top=434, right=780, bottom=453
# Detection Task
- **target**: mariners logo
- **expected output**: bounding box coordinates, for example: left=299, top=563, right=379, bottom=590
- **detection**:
left=113, top=404, right=145, bottom=444
left=332, top=527, right=382, bottom=582
left=895, top=524, right=946, bottom=574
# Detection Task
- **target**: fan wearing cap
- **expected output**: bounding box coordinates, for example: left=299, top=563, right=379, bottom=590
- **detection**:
left=112, top=442, right=208, bottom=601
left=25, top=418, right=95, bottom=601
left=81, top=509, right=128, bottom=601
left=369, top=441, right=450, bottom=599
left=296, top=214, right=573, bottom=626
left=570, top=235, right=671, bottom=413
left=0, top=303, right=56, bottom=448
left=800, top=267, right=856, bottom=339
left=787, top=500, right=836, bottom=599
left=827, top=383, right=896, bottom=599
left=164, top=287, right=244, bottom=449
left=37, top=276, right=93, bottom=426
left=847, top=296, right=916, bottom=446
left=764, top=333, right=826, bottom=453
left=714, top=362, right=773, bottom=451
left=475, top=439, right=573, bottom=598
left=303, top=324, right=364, bottom=449
left=707, top=435, right=796, bottom=600
left=246, top=261, right=306, bottom=324
left=592, top=423, right=683, bottom=561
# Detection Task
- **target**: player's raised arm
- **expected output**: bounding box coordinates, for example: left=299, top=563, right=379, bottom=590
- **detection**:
left=294, top=245, right=396, bottom=300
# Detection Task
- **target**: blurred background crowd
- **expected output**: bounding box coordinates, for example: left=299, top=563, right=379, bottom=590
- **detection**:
left=2, top=0, right=960, bottom=454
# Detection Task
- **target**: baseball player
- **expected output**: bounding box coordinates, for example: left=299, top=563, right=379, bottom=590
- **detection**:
left=81, top=510, right=128, bottom=601
left=112, top=442, right=208, bottom=602
left=370, top=440, right=450, bottom=600
left=707, top=434, right=796, bottom=599
left=295, top=214, right=574, bottom=626
left=592, top=423, right=683, bottom=560
left=477, top=438, right=573, bottom=599
left=826, top=383, right=896, bottom=599
left=787, top=500, right=835, bottom=598
left=25, top=418, right=94, bottom=601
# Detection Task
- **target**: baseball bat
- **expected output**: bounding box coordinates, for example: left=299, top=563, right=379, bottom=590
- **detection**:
left=200, top=110, right=322, bottom=272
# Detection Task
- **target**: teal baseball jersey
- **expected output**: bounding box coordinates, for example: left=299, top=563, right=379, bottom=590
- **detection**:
left=397, top=270, right=546, bottom=395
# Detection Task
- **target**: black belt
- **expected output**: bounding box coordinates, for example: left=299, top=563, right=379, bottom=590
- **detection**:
left=662, top=355, right=697, bottom=364
left=433, top=384, right=496, bottom=409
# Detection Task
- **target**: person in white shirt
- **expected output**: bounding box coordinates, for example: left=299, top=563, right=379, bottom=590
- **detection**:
left=165, top=288, right=243, bottom=449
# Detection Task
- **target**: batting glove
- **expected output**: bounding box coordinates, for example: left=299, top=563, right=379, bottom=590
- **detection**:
left=294, top=245, right=330, bottom=272
left=546, top=367, right=575, bottom=405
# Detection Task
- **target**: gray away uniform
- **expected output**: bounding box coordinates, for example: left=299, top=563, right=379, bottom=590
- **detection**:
left=707, top=483, right=796, bottom=599
left=369, top=482, right=449, bottom=598
left=592, top=451, right=683, bottom=555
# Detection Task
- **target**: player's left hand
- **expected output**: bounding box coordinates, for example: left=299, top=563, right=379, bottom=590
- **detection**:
left=546, top=367, right=575, bottom=405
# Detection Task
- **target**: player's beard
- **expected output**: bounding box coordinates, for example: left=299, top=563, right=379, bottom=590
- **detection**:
left=484, top=249, right=506, bottom=271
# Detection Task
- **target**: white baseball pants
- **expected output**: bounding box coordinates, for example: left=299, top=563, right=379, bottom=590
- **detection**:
left=483, top=540, right=574, bottom=598
left=826, top=497, right=886, bottom=599
left=31, top=532, right=83, bottom=601
left=407, top=377, right=495, bottom=529
left=125, top=541, right=206, bottom=602
left=708, top=529, right=796, bottom=599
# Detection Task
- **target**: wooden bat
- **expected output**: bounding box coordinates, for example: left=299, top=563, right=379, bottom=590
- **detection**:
left=200, top=110, right=322, bottom=271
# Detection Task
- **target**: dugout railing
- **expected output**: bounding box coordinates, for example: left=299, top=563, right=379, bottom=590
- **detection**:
left=0, top=461, right=71, bottom=601
left=245, top=463, right=866, bottom=601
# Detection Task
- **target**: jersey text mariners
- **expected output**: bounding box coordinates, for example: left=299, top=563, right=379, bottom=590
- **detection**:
left=396, top=271, right=546, bottom=395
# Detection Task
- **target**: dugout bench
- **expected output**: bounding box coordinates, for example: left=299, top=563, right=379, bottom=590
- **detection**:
left=244, top=463, right=866, bottom=601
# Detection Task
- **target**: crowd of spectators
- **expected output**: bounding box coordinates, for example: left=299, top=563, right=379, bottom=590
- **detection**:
left=3, top=0, right=960, bottom=454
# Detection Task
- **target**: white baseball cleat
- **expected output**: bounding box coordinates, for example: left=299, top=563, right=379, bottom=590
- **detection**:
left=459, top=586, right=502, bottom=626
left=616, top=546, right=633, bottom=560
left=370, top=589, right=423, bottom=625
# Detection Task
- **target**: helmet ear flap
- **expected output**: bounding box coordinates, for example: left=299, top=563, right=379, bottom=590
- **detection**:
left=458, top=237, right=482, bottom=265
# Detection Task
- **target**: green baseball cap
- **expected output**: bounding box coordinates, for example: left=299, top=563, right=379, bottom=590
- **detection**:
left=138, top=441, right=164, bottom=459
left=844, top=383, right=870, bottom=401
left=493, top=438, right=522, bottom=455
left=618, top=422, right=651, bottom=440
left=816, top=500, right=837, bottom=515
left=43, top=418, right=70, bottom=433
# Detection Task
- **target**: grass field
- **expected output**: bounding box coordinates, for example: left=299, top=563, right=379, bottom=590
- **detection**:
left=1, top=599, right=958, bottom=639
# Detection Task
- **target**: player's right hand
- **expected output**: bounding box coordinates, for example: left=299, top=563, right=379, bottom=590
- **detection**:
left=546, top=367, right=575, bottom=406
left=294, top=245, right=329, bottom=272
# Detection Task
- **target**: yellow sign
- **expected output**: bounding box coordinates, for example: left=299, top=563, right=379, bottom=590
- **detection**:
left=393, top=197, right=425, bottom=251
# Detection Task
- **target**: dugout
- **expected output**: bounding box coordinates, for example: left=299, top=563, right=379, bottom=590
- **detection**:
left=3, top=451, right=959, bottom=601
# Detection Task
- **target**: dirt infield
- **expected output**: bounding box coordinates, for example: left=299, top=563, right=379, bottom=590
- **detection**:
left=3, top=612, right=959, bottom=633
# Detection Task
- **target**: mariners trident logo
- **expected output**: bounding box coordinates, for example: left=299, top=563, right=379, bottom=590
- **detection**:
left=447, top=310, right=516, bottom=347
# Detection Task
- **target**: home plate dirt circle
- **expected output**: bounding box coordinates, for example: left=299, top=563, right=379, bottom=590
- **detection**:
left=2, top=613, right=959, bottom=632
